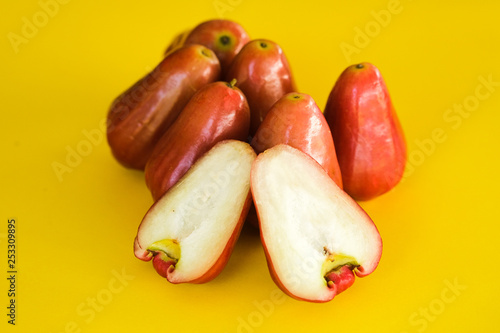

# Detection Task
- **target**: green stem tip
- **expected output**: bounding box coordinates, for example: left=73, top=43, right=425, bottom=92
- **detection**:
left=227, top=78, right=237, bottom=88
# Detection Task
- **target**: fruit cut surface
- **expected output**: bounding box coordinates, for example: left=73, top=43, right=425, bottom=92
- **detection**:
left=251, top=145, right=382, bottom=302
left=135, top=140, right=256, bottom=283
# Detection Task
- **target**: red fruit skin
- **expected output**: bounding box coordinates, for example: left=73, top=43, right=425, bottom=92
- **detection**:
left=165, top=19, right=250, bottom=76
left=251, top=92, right=343, bottom=189
left=145, top=81, right=250, bottom=201
left=324, top=62, right=407, bottom=201
left=225, top=39, right=296, bottom=135
left=107, top=45, right=220, bottom=170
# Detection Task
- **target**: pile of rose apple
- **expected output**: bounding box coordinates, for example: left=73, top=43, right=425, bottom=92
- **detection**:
left=106, top=19, right=406, bottom=303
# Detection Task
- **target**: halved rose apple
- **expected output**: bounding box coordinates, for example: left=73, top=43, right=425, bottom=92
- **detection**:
left=251, top=144, right=382, bottom=302
left=134, top=140, right=256, bottom=283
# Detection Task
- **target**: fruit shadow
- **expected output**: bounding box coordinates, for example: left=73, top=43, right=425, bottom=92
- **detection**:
left=208, top=213, right=266, bottom=286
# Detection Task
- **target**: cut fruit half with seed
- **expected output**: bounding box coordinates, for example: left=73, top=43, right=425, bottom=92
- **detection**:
left=251, top=144, right=382, bottom=302
left=134, top=140, right=256, bottom=284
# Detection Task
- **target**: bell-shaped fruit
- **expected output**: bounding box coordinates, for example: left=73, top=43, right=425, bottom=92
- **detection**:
left=251, top=92, right=342, bottom=188
left=145, top=80, right=250, bottom=201
left=324, top=62, right=406, bottom=201
left=165, top=19, right=250, bottom=76
left=251, top=144, right=382, bottom=302
left=225, top=39, right=296, bottom=135
left=135, top=140, right=256, bottom=283
left=107, top=45, right=220, bottom=170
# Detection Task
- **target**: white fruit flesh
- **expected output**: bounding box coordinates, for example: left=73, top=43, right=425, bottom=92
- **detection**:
left=252, top=145, right=382, bottom=302
left=135, top=140, right=256, bottom=283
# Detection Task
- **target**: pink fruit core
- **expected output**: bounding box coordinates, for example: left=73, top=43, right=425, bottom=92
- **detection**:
left=152, top=252, right=177, bottom=279
left=325, top=265, right=356, bottom=294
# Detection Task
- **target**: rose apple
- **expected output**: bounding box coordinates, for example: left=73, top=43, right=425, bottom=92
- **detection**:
left=324, top=62, right=406, bottom=201
left=135, top=140, right=256, bottom=283
left=165, top=19, right=249, bottom=76
left=225, top=39, right=296, bottom=135
left=251, top=92, right=342, bottom=188
left=251, top=144, right=382, bottom=302
left=145, top=80, right=250, bottom=201
left=107, top=45, right=220, bottom=170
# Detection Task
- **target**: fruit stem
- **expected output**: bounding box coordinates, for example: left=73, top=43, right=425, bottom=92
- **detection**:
left=227, top=78, right=237, bottom=88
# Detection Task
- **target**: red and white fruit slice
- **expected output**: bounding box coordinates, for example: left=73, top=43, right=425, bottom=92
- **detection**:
left=251, top=144, right=382, bottom=302
left=134, top=140, right=256, bottom=283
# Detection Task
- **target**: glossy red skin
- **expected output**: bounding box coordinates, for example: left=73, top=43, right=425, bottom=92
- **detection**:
left=165, top=19, right=250, bottom=76
left=135, top=192, right=253, bottom=284
left=225, top=39, right=296, bottom=135
left=107, top=45, right=220, bottom=170
left=251, top=92, right=343, bottom=189
left=145, top=81, right=250, bottom=201
left=324, top=62, right=407, bottom=201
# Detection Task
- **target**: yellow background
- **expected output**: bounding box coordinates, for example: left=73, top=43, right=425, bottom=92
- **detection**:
left=2, top=0, right=500, bottom=332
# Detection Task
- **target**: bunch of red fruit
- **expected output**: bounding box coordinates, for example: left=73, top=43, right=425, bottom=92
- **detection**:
left=107, top=19, right=406, bottom=303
